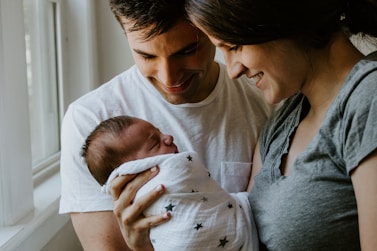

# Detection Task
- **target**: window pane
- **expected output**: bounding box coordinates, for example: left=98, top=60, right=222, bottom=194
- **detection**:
left=24, top=0, right=60, bottom=168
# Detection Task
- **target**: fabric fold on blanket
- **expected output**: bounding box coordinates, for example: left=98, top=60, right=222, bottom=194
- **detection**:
left=102, top=151, right=257, bottom=251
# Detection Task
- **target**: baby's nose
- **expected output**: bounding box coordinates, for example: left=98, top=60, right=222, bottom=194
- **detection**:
left=162, top=134, right=174, bottom=145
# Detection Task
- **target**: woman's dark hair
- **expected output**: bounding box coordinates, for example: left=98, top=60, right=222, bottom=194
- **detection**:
left=109, top=0, right=187, bottom=40
left=81, top=116, right=135, bottom=185
left=186, top=0, right=377, bottom=48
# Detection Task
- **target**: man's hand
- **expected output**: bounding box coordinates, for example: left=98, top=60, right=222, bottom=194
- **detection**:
left=111, top=166, right=171, bottom=251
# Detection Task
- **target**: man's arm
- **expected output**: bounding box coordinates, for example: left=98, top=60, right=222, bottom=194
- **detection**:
left=71, top=211, right=131, bottom=251
left=247, top=140, right=262, bottom=192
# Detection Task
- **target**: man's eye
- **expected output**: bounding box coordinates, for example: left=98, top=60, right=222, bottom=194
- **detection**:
left=182, top=47, right=197, bottom=55
left=141, top=55, right=154, bottom=61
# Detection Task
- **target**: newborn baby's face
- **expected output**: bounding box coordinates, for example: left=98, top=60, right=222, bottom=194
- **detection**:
left=123, top=118, right=179, bottom=161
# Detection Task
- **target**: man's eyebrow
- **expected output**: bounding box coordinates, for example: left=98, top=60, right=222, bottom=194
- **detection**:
left=174, top=41, right=199, bottom=55
left=133, top=41, right=199, bottom=57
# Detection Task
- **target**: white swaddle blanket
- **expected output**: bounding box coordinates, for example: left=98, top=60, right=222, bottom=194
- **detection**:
left=103, top=151, right=258, bottom=251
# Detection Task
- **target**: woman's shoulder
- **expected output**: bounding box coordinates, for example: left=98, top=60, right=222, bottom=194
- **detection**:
left=350, top=51, right=377, bottom=82
left=340, top=51, right=377, bottom=110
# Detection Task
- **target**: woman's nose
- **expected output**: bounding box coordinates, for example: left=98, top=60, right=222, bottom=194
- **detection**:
left=223, top=52, right=247, bottom=79
left=227, top=61, right=247, bottom=79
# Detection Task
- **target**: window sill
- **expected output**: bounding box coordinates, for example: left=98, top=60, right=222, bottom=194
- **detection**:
left=0, top=170, right=69, bottom=251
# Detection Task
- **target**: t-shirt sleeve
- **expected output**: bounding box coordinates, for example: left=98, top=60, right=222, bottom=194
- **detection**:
left=343, top=72, right=377, bottom=175
left=59, top=104, right=113, bottom=214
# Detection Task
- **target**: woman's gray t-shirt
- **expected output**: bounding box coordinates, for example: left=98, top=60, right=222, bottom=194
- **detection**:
left=249, top=52, right=377, bottom=251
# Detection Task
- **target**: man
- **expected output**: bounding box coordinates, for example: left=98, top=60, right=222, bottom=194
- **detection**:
left=59, top=0, right=272, bottom=250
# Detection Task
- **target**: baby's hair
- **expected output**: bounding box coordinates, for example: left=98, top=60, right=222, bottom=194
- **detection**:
left=81, top=115, right=135, bottom=185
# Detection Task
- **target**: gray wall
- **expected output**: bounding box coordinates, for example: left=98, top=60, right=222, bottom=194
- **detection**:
left=41, top=221, right=82, bottom=251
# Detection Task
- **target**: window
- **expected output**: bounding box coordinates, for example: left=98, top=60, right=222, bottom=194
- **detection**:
left=0, top=0, right=98, bottom=249
left=24, top=0, right=61, bottom=171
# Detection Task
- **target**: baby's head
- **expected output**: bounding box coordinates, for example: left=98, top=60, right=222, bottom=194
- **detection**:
left=81, top=115, right=178, bottom=185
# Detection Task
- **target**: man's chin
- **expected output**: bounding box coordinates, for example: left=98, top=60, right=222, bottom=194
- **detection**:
left=164, top=96, right=188, bottom=105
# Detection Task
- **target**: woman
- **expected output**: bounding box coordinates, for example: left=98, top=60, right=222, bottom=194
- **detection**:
left=111, top=0, right=377, bottom=250
left=184, top=0, right=377, bottom=250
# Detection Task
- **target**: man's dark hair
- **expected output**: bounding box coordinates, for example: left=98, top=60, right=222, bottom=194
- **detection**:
left=109, top=0, right=187, bottom=40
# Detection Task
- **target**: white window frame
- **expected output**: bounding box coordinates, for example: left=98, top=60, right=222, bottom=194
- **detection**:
left=0, top=0, right=98, bottom=250
left=25, top=0, right=61, bottom=172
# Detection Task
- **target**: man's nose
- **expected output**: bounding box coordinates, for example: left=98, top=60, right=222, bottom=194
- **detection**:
left=156, top=59, right=180, bottom=86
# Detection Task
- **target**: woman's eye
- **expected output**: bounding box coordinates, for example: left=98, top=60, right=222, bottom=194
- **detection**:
left=229, top=45, right=239, bottom=52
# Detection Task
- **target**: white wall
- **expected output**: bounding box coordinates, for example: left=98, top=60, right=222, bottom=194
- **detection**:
left=351, top=34, right=377, bottom=55
left=95, top=0, right=134, bottom=85
left=41, top=221, right=82, bottom=251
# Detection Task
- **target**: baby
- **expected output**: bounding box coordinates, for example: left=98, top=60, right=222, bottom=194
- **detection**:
left=81, top=115, right=258, bottom=251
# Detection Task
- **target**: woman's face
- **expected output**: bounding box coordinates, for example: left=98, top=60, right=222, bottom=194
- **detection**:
left=208, top=35, right=310, bottom=104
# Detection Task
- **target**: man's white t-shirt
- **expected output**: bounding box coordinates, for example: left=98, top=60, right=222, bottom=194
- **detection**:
left=59, top=63, right=273, bottom=213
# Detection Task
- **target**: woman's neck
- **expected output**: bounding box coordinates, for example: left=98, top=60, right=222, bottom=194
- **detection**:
left=302, top=31, right=364, bottom=120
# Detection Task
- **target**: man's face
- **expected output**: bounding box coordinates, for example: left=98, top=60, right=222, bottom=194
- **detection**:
left=121, top=18, right=217, bottom=104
